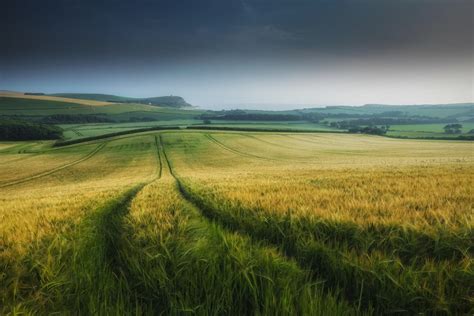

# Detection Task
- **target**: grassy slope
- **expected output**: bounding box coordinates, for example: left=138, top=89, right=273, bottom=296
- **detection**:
left=0, top=92, right=110, bottom=106
left=51, top=93, right=191, bottom=107
left=0, top=96, right=190, bottom=116
left=49, top=93, right=131, bottom=102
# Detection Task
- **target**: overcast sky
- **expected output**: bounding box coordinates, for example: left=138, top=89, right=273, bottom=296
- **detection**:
left=1, top=0, right=472, bottom=109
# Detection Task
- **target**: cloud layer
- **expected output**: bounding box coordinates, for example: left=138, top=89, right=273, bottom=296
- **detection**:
left=1, top=0, right=472, bottom=108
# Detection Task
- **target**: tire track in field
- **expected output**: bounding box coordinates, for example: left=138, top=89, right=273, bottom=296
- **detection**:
left=78, top=135, right=164, bottom=264
left=80, top=135, right=164, bottom=309
left=282, top=134, right=326, bottom=145
left=283, top=134, right=379, bottom=156
left=0, top=142, right=107, bottom=188
left=207, top=133, right=322, bottom=164
left=154, top=135, right=163, bottom=178
left=239, top=133, right=318, bottom=153
left=158, top=135, right=361, bottom=314
left=160, top=135, right=368, bottom=312
left=204, top=134, right=283, bottom=162
left=71, top=128, right=84, bottom=137
left=35, top=135, right=164, bottom=313
left=162, top=148, right=470, bottom=315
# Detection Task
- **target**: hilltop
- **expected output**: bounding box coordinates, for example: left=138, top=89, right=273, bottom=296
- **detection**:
left=50, top=93, right=192, bottom=108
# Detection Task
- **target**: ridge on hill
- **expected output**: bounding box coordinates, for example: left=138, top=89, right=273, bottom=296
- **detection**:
left=50, top=93, right=191, bottom=108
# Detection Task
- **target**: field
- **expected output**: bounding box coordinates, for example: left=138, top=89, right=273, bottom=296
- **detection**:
left=387, top=123, right=474, bottom=138
left=2, top=94, right=473, bottom=142
left=0, top=92, right=110, bottom=106
left=1, top=130, right=472, bottom=314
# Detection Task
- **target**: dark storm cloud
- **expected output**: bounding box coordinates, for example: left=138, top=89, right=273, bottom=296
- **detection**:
left=1, top=0, right=472, bottom=107
left=1, top=0, right=472, bottom=64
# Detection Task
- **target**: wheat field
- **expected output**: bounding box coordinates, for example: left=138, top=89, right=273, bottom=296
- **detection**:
left=1, top=131, right=472, bottom=314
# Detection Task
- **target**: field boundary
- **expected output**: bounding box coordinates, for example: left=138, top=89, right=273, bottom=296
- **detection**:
left=54, top=126, right=182, bottom=147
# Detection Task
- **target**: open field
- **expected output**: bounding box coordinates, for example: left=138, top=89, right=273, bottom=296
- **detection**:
left=387, top=123, right=474, bottom=138
left=0, top=92, right=111, bottom=106
left=0, top=96, right=199, bottom=117
left=0, top=131, right=473, bottom=314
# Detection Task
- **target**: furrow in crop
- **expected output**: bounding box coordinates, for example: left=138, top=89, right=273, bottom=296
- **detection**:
left=113, top=134, right=364, bottom=315
left=171, top=180, right=473, bottom=314
left=0, top=142, right=107, bottom=188
left=240, top=133, right=317, bottom=152
left=204, top=133, right=281, bottom=161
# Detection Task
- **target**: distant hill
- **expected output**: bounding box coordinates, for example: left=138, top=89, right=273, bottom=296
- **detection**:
left=300, top=103, right=474, bottom=119
left=50, top=93, right=192, bottom=108
left=0, top=91, right=110, bottom=106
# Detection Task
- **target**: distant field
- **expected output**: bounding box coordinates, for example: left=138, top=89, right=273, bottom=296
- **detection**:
left=1, top=95, right=473, bottom=141
left=0, top=95, right=202, bottom=126
left=0, top=97, right=192, bottom=116
left=192, top=120, right=339, bottom=131
left=0, top=92, right=111, bottom=106
left=60, top=120, right=339, bottom=140
left=60, top=120, right=193, bottom=139
left=387, top=123, right=474, bottom=138
left=1, top=131, right=472, bottom=314
left=303, top=103, right=474, bottom=118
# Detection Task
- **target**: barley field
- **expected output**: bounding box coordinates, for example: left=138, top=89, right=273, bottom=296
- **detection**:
left=1, top=131, right=472, bottom=314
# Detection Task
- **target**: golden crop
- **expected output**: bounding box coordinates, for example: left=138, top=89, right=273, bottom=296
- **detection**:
left=1, top=131, right=472, bottom=314
left=165, top=132, right=473, bottom=231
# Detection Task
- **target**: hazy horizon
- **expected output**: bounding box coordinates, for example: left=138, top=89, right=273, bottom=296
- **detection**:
left=1, top=0, right=472, bottom=110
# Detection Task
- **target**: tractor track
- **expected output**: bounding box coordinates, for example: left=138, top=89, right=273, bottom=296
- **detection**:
left=204, top=134, right=282, bottom=162
left=0, top=142, right=107, bottom=188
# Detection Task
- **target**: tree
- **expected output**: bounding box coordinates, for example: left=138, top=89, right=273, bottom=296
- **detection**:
left=444, top=124, right=462, bottom=134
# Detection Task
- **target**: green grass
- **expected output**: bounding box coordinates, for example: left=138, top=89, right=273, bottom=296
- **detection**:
left=49, top=93, right=133, bottom=102
left=302, top=103, right=474, bottom=118
left=60, top=121, right=190, bottom=140
left=0, top=96, right=201, bottom=118
left=387, top=123, right=474, bottom=138
left=194, top=121, right=338, bottom=131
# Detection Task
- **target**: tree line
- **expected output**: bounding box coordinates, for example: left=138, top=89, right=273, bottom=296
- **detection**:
left=0, top=119, right=63, bottom=140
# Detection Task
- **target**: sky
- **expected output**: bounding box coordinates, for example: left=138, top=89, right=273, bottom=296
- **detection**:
left=1, top=0, right=473, bottom=109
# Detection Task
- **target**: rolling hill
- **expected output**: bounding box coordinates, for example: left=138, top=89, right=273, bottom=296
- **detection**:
left=50, top=93, right=192, bottom=108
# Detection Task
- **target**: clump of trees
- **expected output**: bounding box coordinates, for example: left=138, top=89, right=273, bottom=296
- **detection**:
left=0, top=119, right=63, bottom=140
left=348, top=125, right=389, bottom=135
left=443, top=124, right=462, bottom=134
